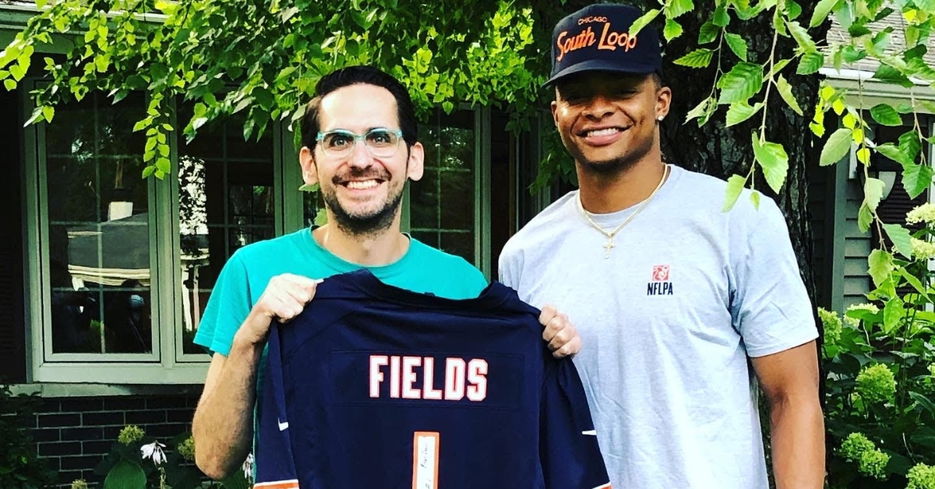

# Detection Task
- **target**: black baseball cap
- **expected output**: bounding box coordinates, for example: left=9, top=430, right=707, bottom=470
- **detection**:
left=546, top=3, right=662, bottom=86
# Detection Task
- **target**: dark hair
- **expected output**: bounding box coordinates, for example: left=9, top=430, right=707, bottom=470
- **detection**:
left=300, top=65, right=418, bottom=150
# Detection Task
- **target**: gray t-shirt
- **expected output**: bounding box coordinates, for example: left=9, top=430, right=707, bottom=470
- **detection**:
left=498, top=164, right=817, bottom=489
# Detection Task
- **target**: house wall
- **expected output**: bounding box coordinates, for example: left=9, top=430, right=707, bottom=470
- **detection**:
left=26, top=392, right=200, bottom=488
left=841, top=177, right=874, bottom=310
left=0, top=88, right=26, bottom=383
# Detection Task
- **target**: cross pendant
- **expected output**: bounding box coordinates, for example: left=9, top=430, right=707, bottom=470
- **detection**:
left=603, top=238, right=615, bottom=258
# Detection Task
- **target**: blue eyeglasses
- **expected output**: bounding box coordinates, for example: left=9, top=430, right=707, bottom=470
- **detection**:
left=315, top=128, right=404, bottom=157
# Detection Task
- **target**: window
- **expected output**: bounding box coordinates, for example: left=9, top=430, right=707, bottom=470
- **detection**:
left=870, top=117, right=933, bottom=227
left=409, top=108, right=489, bottom=271
left=176, top=107, right=275, bottom=356
left=40, top=92, right=155, bottom=358
left=25, top=90, right=278, bottom=383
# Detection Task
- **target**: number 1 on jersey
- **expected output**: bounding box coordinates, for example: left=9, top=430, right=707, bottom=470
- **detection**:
left=412, top=431, right=440, bottom=489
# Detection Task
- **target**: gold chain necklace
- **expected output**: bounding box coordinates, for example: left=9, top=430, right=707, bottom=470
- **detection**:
left=577, top=164, right=670, bottom=259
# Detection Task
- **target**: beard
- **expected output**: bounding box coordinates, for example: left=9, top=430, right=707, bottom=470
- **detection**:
left=320, top=167, right=405, bottom=237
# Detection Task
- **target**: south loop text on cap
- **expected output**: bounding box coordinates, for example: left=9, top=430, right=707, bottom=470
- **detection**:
left=546, top=3, right=662, bottom=86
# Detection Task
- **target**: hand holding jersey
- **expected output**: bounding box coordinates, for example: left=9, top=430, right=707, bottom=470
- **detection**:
left=539, top=305, right=581, bottom=357
left=236, top=274, right=323, bottom=346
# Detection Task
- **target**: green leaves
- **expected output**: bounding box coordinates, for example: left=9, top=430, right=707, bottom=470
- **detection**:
left=664, top=19, right=684, bottom=41
left=713, top=6, right=730, bottom=27
left=820, top=128, right=853, bottom=166
left=810, top=0, right=839, bottom=27
left=786, top=20, right=817, bottom=53
left=901, top=163, right=933, bottom=199
left=868, top=249, right=895, bottom=288
left=857, top=176, right=886, bottom=232
left=864, top=177, right=885, bottom=212
left=881, top=298, right=905, bottom=335
left=723, top=174, right=746, bottom=211
left=103, top=460, right=145, bottom=489
left=751, top=133, right=789, bottom=193
left=666, top=0, right=695, bottom=18
left=882, top=223, right=913, bottom=258
left=628, top=9, right=660, bottom=36
left=775, top=76, right=803, bottom=115
left=698, top=21, right=719, bottom=44
left=717, top=62, right=763, bottom=104
left=869, top=103, right=902, bottom=126
left=674, top=48, right=714, bottom=68
left=724, top=33, right=748, bottom=61
left=685, top=96, right=717, bottom=126
left=873, top=65, right=914, bottom=88
left=796, top=52, right=824, bottom=75
left=726, top=101, right=763, bottom=127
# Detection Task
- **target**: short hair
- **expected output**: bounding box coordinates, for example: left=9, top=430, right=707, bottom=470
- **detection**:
left=300, top=65, right=418, bottom=150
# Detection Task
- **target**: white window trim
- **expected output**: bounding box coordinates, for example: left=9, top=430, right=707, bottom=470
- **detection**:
left=22, top=82, right=213, bottom=384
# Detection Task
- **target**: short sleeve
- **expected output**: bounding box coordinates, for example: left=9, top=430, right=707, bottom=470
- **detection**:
left=193, top=252, right=253, bottom=356
left=463, top=260, right=489, bottom=295
left=540, top=357, right=612, bottom=489
left=497, top=244, right=520, bottom=289
left=730, top=197, right=818, bottom=357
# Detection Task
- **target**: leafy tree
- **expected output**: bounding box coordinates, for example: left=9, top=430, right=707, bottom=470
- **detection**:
left=1, top=0, right=544, bottom=178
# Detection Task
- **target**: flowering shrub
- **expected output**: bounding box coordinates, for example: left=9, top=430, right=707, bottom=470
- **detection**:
left=907, top=464, right=935, bottom=489
left=823, top=204, right=935, bottom=488
left=89, top=425, right=251, bottom=489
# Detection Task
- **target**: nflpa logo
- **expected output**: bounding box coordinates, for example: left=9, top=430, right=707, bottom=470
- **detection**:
left=651, top=265, right=670, bottom=282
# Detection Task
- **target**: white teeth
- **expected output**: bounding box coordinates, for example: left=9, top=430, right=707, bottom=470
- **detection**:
left=346, top=180, right=379, bottom=189
left=586, top=128, right=620, bottom=137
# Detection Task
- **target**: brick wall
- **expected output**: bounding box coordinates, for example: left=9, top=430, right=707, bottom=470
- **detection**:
left=30, top=394, right=200, bottom=488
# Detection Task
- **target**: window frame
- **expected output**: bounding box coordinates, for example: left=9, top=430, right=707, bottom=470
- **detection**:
left=22, top=83, right=292, bottom=383
left=401, top=106, right=492, bottom=277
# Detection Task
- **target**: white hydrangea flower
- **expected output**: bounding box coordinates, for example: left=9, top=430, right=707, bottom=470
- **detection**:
left=912, top=238, right=935, bottom=260
left=243, top=453, right=255, bottom=481
left=847, top=303, right=880, bottom=314
left=906, top=203, right=935, bottom=225
left=140, top=441, right=166, bottom=465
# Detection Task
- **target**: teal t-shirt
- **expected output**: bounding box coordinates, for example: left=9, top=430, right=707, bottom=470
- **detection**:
left=194, top=228, right=488, bottom=356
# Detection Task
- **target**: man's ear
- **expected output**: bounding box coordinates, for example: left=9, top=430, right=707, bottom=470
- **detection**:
left=406, top=142, right=424, bottom=182
left=299, top=146, right=319, bottom=186
left=655, top=86, right=672, bottom=121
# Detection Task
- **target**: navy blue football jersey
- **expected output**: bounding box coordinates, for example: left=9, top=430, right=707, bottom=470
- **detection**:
left=255, top=270, right=611, bottom=489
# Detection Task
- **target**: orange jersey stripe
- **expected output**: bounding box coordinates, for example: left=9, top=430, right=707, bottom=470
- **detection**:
left=254, top=480, right=299, bottom=489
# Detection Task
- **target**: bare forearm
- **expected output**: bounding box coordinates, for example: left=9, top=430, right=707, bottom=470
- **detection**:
left=193, top=336, right=263, bottom=479
left=770, top=395, right=825, bottom=489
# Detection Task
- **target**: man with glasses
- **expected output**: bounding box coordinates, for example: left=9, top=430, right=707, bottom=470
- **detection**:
left=191, top=65, right=580, bottom=479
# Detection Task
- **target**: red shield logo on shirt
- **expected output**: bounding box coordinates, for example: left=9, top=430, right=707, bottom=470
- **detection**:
left=651, top=265, right=670, bottom=282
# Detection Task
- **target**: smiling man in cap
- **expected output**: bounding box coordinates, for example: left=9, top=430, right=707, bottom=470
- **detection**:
left=499, top=4, right=825, bottom=488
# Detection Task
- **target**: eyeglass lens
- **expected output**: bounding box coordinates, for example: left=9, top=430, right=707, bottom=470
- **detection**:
left=322, top=129, right=400, bottom=156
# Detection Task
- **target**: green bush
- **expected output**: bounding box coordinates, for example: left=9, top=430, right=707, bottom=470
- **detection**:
left=90, top=425, right=250, bottom=489
left=0, top=384, right=55, bottom=488
left=822, top=204, right=935, bottom=488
